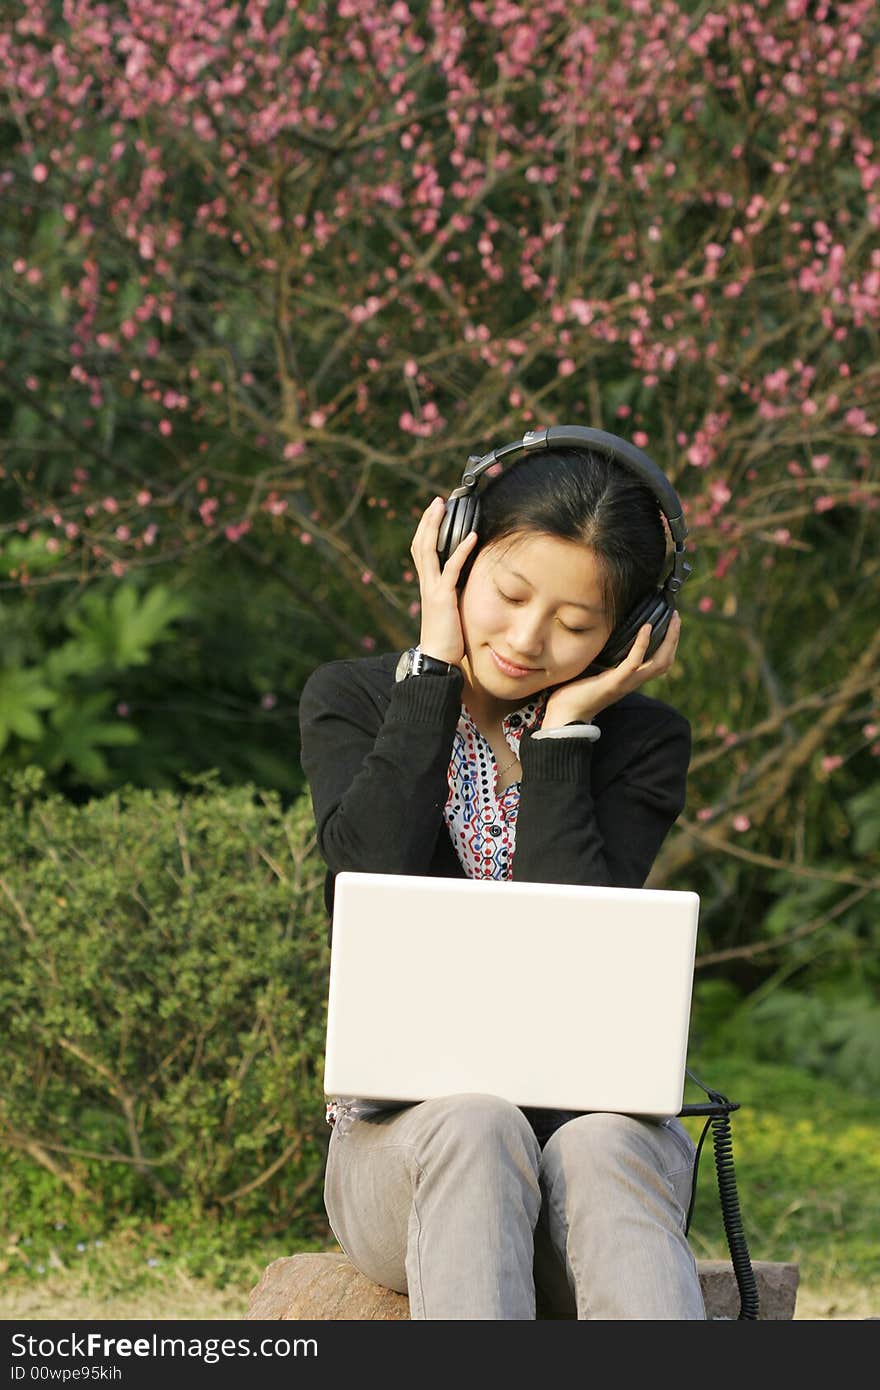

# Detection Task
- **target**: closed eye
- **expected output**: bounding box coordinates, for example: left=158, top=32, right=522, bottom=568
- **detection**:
left=499, top=588, right=590, bottom=634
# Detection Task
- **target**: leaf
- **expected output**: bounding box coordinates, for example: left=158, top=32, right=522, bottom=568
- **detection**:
left=43, top=640, right=106, bottom=683
left=0, top=668, right=58, bottom=752
left=43, top=693, right=139, bottom=782
left=65, top=584, right=191, bottom=671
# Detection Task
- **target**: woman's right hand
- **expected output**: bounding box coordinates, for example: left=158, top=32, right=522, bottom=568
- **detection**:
left=409, top=497, right=479, bottom=667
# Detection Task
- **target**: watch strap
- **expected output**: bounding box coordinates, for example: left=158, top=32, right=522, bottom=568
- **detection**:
left=397, top=646, right=457, bottom=680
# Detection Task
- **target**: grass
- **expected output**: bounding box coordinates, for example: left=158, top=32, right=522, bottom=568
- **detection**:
left=1, top=1061, right=877, bottom=1322
left=679, top=1056, right=879, bottom=1318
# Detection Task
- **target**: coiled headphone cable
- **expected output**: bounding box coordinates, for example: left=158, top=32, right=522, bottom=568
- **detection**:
left=679, top=1068, right=760, bottom=1320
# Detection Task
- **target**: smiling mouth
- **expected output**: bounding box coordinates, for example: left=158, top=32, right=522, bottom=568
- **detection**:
left=490, top=648, right=538, bottom=678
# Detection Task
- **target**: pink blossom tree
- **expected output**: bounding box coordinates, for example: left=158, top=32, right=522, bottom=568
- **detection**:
left=1, top=0, right=879, bottom=979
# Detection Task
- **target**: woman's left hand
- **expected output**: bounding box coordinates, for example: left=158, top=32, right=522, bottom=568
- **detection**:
left=542, top=611, right=682, bottom=729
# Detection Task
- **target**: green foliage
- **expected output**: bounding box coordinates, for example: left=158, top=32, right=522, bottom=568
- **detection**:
left=0, top=579, right=190, bottom=790
left=850, top=784, right=880, bottom=856
left=63, top=584, right=189, bottom=671
left=682, top=1059, right=880, bottom=1290
left=0, top=773, right=331, bottom=1231
left=0, top=667, right=56, bottom=749
left=692, top=978, right=880, bottom=1099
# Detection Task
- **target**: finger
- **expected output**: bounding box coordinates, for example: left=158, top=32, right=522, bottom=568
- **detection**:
left=410, top=497, right=446, bottom=560
left=413, top=496, right=445, bottom=539
left=442, top=527, right=478, bottom=581
left=653, top=611, right=681, bottom=661
left=643, top=612, right=681, bottom=672
left=625, top=622, right=653, bottom=668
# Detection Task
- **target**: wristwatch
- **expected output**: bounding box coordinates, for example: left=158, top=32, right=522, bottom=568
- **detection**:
left=394, top=646, right=458, bottom=682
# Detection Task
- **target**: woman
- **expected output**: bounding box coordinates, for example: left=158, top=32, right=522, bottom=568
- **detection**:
left=298, top=437, right=705, bottom=1319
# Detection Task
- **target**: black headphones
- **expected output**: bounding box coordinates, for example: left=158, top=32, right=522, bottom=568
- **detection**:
left=437, top=424, right=692, bottom=669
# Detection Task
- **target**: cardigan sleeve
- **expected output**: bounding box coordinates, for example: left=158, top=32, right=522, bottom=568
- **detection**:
left=298, top=658, right=464, bottom=878
left=512, top=701, right=691, bottom=889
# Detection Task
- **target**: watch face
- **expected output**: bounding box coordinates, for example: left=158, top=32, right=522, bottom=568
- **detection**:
left=395, top=649, right=414, bottom=681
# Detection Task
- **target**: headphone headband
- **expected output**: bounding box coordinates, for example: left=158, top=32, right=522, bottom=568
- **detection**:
left=462, top=425, right=686, bottom=540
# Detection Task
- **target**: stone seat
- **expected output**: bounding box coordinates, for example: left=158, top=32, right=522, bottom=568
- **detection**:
left=247, top=1250, right=799, bottom=1321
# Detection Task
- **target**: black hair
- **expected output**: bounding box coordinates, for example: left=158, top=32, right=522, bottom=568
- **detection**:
left=472, top=447, right=668, bottom=627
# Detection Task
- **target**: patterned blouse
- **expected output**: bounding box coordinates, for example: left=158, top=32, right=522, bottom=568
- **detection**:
left=443, top=695, right=546, bottom=880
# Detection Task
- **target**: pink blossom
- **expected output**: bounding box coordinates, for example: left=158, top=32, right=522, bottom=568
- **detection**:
left=844, top=407, right=877, bottom=435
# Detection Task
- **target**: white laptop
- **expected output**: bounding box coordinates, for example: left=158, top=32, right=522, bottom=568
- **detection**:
left=323, top=872, right=700, bottom=1119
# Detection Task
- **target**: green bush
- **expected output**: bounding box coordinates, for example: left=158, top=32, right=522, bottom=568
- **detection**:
left=0, top=770, right=331, bottom=1234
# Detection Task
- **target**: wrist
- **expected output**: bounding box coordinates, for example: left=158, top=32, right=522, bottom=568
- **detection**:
left=542, top=702, right=597, bottom=729
left=532, top=721, right=601, bottom=742
left=417, top=637, right=463, bottom=667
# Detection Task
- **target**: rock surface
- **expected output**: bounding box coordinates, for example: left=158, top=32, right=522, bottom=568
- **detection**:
left=247, top=1250, right=799, bottom=1321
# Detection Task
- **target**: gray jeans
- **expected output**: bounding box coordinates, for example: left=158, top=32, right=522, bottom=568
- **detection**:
left=323, top=1093, right=706, bottom=1320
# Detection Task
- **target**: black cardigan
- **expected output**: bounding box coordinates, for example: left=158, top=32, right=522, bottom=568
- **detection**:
left=299, top=651, right=691, bottom=922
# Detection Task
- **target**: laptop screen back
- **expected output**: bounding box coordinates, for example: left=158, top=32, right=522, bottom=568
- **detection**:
left=323, top=872, right=700, bottom=1119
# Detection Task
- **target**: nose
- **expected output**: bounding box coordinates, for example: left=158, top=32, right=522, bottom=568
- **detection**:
left=507, top=609, right=545, bottom=659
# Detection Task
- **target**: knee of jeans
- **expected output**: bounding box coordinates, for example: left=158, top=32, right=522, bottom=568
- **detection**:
left=543, top=1111, right=649, bottom=1172
left=428, top=1093, right=538, bottom=1159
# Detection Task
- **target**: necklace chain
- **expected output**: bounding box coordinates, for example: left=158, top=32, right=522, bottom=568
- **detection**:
left=495, top=748, right=519, bottom=776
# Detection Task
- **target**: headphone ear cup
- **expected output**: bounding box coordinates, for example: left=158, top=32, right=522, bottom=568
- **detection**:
left=594, top=592, right=673, bottom=669
left=437, top=494, right=479, bottom=569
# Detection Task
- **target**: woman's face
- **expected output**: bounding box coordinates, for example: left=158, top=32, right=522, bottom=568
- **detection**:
left=458, top=531, right=615, bottom=708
